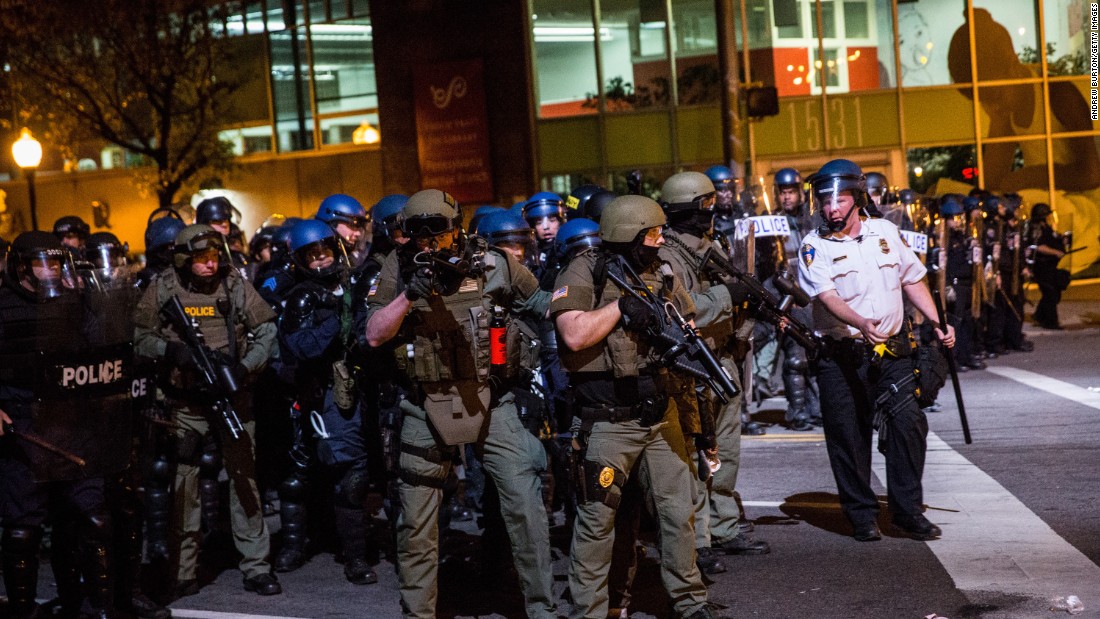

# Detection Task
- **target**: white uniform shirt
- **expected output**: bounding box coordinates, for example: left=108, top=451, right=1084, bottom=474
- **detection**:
left=797, top=217, right=926, bottom=339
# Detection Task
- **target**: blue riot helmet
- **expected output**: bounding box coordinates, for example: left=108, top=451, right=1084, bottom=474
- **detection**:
left=509, top=200, right=526, bottom=218
left=85, top=231, right=131, bottom=289
left=370, top=194, right=409, bottom=239
left=864, top=172, right=891, bottom=206
left=983, top=196, right=1004, bottom=220
left=522, top=191, right=565, bottom=223
left=271, top=218, right=301, bottom=265
left=773, top=167, right=805, bottom=212
left=316, top=193, right=369, bottom=228
left=898, top=188, right=919, bottom=205
left=288, top=219, right=347, bottom=283
left=556, top=217, right=601, bottom=260
left=565, top=184, right=605, bottom=220
left=145, top=216, right=186, bottom=255
left=583, top=189, right=618, bottom=224
left=962, top=195, right=982, bottom=215
left=468, top=205, right=505, bottom=235
left=811, top=159, right=867, bottom=232
left=478, top=211, right=536, bottom=264
left=938, top=196, right=965, bottom=218
left=704, top=165, right=734, bottom=188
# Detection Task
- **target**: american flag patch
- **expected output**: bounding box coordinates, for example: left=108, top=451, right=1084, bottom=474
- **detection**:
left=367, top=283, right=378, bottom=297
left=551, top=286, right=569, bottom=301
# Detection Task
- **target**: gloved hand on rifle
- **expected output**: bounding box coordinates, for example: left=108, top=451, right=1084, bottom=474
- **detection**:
left=211, top=350, right=249, bottom=388
left=164, top=340, right=198, bottom=371
left=618, top=296, right=662, bottom=333
left=403, top=266, right=437, bottom=301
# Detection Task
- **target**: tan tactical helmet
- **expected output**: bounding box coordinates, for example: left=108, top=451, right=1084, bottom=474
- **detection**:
left=599, top=195, right=667, bottom=243
left=173, top=224, right=224, bottom=268
left=401, top=189, right=459, bottom=237
left=660, top=171, right=715, bottom=212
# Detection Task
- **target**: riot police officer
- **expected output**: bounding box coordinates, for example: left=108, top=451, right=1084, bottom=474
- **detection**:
left=941, top=198, right=986, bottom=371
left=137, top=212, right=187, bottom=290
left=1028, top=202, right=1068, bottom=329
left=195, top=196, right=249, bottom=278
left=315, top=193, right=371, bottom=270
left=553, top=195, right=722, bottom=619
left=658, top=172, right=770, bottom=572
left=53, top=215, right=91, bottom=253
left=522, top=191, right=565, bottom=275
left=365, top=189, right=556, bottom=619
left=705, top=164, right=744, bottom=240
left=276, top=220, right=377, bottom=585
left=1, top=231, right=132, bottom=618
left=255, top=219, right=302, bottom=310
left=133, top=224, right=281, bottom=597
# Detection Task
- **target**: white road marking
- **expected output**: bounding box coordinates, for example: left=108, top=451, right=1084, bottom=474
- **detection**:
left=872, top=431, right=1100, bottom=607
left=170, top=611, right=311, bottom=619
left=986, top=366, right=1100, bottom=411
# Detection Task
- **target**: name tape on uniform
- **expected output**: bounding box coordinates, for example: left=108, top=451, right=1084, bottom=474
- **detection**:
left=899, top=230, right=928, bottom=254
left=735, top=215, right=791, bottom=239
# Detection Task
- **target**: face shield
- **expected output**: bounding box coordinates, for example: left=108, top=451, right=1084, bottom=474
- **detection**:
left=86, top=243, right=133, bottom=290
left=17, top=248, right=73, bottom=300
left=812, top=178, right=862, bottom=232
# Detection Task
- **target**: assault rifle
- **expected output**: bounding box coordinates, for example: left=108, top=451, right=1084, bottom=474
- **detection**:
left=606, top=257, right=739, bottom=404
left=159, top=295, right=246, bottom=440
left=698, top=247, right=823, bottom=356
left=412, top=237, right=489, bottom=285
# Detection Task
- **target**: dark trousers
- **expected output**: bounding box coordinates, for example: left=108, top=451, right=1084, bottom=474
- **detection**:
left=815, top=351, right=929, bottom=526
left=948, top=281, right=978, bottom=362
left=1033, top=269, right=1062, bottom=327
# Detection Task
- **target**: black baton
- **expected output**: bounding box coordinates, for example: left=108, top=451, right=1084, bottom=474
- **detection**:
left=931, top=286, right=972, bottom=444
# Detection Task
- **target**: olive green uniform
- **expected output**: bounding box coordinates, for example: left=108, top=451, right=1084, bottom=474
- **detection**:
left=366, top=248, right=555, bottom=619
left=133, top=268, right=277, bottom=582
left=551, top=249, right=709, bottom=619
left=659, top=231, right=746, bottom=547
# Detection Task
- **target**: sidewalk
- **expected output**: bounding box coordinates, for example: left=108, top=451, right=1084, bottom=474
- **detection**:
left=1023, top=279, right=1100, bottom=333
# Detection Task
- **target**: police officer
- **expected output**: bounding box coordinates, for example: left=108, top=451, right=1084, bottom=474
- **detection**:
left=315, top=193, right=371, bottom=270
left=137, top=212, right=187, bottom=290
left=53, top=215, right=91, bottom=253
left=797, top=159, right=955, bottom=542
left=255, top=219, right=302, bottom=310
left=522, top=191, right=565, bottom=274
left=134, top=224, right=281, bottom=597
left=704, top=165, right=744, bottom=240
left=1028, top=202, right=1068, bottom=330
left=553, top=195, right=721, bottom=619
left=365, top=189, right=555, bottom=619
left=657, top=172, right=770, bottom=574
left=194, top=196, right=249, bottom=277
left=1, top=231, right=132, bottom=619
left=275, top=220, right=377, bottom=585
left=940, top=197, right=986, bottom=371
left=564, top=184, right=605, bottom=221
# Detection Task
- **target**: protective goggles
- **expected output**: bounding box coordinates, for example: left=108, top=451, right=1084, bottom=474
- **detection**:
left=403, top=214, right=454, bottom=238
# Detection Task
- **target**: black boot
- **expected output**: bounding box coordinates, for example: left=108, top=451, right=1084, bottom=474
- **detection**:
left=333, top=506, right=377, bottom=585
left=111, top=481, right=170, bottom=619
left=49, top=518, right=84, bottom=618
left=143, top=448, right=174, bottom=562
left=3, top=526, right=44, bottom=619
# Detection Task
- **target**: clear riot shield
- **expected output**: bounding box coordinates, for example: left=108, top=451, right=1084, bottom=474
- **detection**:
left=984, top=219, right=1005, bottom=308
left=729, top=218, right=756, bottom=277
left=932, top=217, right=948, bottom=303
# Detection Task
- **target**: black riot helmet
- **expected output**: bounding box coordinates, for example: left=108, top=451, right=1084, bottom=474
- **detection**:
left=195, top=196, right=237, bottom=226
left=53, top=215, right=91, bottom=249
left=565, top=184, right=606, bottom=220
left=85, top=231, right=132, bottom=290
left=7, top=231, right=74, bottom=300
left=583, top=190, right=618, bottom=224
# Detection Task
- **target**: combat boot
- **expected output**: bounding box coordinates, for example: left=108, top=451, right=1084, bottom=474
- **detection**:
left=694, top=546, right=727, bottom=575
left=333, top=506, right=378, bottom=585
left=2, top=527, right=44, bottom=619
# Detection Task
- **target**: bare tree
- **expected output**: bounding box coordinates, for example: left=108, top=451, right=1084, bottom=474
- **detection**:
left=0, top=0, right=245, bottom=207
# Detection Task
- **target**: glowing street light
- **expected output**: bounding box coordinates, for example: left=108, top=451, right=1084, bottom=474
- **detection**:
left=11, top=127, right=43, bottom=231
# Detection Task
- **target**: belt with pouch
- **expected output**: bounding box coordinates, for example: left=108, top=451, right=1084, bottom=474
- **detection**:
left=578, top=394, right=668, bottom=426
left=824, top=331, right=914, bottom=363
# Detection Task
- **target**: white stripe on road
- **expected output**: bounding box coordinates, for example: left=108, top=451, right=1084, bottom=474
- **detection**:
left=872, top=431, right=1100, bottom=604
left=170, top=611, right=311, bottom=619
left=986, top=366, right=1100, bottom=411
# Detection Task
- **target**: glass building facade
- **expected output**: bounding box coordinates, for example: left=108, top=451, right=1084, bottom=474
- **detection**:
left=531, top=0, right=1099, bottom=277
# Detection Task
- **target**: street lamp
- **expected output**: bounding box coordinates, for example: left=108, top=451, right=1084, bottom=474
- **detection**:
left=11, top=127, right=43, bottom=231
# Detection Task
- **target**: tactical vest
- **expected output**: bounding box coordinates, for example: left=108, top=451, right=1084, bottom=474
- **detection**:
left=559, top=251, right=667, bottom=378
left=154, top=268, right=249, bottom=356
left=662, top=231, right=736, bottom=351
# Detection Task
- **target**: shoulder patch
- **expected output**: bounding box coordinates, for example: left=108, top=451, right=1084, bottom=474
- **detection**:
left=367, top=283, right=378, bottom=297
left=801, top=244, right=815, bottom=268
left=260, top=277, right=277, bottom=292
left=879, top=238, right=890, bottom=254
left=551, top=286, right=569, bottom=302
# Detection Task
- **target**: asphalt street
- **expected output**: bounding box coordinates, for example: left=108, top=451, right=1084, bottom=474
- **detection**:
left=5, top=283, right=1099, bottom=619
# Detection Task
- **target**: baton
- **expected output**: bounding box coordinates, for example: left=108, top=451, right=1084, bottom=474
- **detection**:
left=2, top=422, right=87, bottom=467
left=930, top=287, right=972, bottom=444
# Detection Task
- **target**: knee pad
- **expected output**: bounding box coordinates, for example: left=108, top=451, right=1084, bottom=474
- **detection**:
left=279, top=472, right=308, bottom=502
left=199, top=443, right=222, bottom=478
left=336, top=466, right=369, bottom=508
left=783, top=354, right=808, bottom=373
left=175, top=430, right=204, bottom=466
left=2, top=526, right=43, bottom=554
left=149, top=454, right=173, bottom=484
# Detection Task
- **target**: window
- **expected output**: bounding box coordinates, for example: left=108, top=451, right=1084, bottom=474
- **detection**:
left=1042, top=0, right=1089, bottom=76
left=531, top=0, right=600, bottom=117
left=599, top=0, right=672, bottom=110
left=898, top=0, right=966, bottom=87
left=673, top=0, right=720, bottom=105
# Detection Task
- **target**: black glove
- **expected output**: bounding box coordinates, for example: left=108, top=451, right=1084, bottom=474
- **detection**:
left=404, top=267, right=436, bottom=301
left=164, top=341, right=196, bottom=370
left=618, top=296, right=660, bottom=332
left=725, top=281, right=750, bottom=306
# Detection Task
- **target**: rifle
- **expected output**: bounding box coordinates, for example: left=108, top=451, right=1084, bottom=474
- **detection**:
left=605, top=257, right=739, bottom=404
left=928, top=282, right=972, bottom=444
left=159, top=295, right=246, bottom=440
left=698, top=247, right=823, bottom=356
